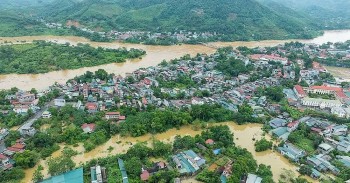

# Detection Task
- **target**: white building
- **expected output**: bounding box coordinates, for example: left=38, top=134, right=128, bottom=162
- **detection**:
left=331, top=107, right=347, bottom=118
left=13, top=105, right=29, bottom=114
left=54, top=99, right=66, bottom=107
left=301, top=98, right=342, bottom=109
left=42, top=111, right=52, bottom=119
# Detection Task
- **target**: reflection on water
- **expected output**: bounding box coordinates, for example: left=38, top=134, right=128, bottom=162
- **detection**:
left=1, top=29, right=350, bottom=91
left=22, top=122, right=317, bottom=183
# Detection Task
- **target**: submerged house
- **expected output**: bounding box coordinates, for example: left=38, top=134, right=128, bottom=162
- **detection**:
left=278, top=143, right=306, bottom=162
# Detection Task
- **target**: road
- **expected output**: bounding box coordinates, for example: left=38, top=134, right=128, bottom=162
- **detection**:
left=17, top=95, right=62, bottom=133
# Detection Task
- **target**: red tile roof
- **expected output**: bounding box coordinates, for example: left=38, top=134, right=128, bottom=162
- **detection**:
left=206, top=139, right=214, bottom=144
left=0, top=154, right=8, bottom=160
left=336, top=91, right=348, bottom=98
left=310, top=85, right=342, bottom=92
left=119, top=116, right=126, bottom=120
left=294, top=85, right=306, bottom=96
left=140, top=170, right=150, bottom=181
left=11, top=143, right=25, bottom=150
left=7, top=147, right=23, bottom=152
left=81, top=123, right=96, bottom=132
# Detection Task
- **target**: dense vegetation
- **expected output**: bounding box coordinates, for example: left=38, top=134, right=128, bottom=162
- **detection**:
left=44, top=0, right=322, bottom=40
left=0, top=0, right=323, bottom=41
left=0, top=41, right=145, bottom=74
left=259, top=0, right=350, bottom=29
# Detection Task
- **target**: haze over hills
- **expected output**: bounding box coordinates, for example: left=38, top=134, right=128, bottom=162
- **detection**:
left=258, top=0, right=350, bottom=29
left=0, top=0, right=323, bottom=41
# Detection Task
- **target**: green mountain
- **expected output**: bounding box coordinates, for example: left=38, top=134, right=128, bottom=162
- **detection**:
left=258, top=0, right=350, bottom=29
left=38, top=0, right=322, bottom=41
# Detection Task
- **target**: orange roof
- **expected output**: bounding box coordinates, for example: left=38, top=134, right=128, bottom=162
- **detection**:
left=106, top=112, right=120, bottom=115
left=310, top=85, right=342, bottom=92
left=11, top=143, right=25, bottom=150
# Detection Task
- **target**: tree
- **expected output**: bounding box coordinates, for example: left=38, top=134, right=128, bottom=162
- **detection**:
left=4, top=130, right=21, bottom=146
left=254, top=138, right=273, bottom=152
left=124, top=157, right=142, bottom=177
left=13, top=150, right=39, bottom=168
left=47, top=156, right=76, bottom=176
left=299, top=165, right=312, bottom=176
left=32, top=165, right=44, bottom=183
left=152, top=140, right=172, bottom=157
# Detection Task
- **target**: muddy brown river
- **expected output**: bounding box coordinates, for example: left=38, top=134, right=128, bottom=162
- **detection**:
left=1, top=29, right=350, bottom=91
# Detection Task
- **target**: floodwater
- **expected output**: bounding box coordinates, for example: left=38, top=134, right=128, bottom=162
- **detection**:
left=1, top=29, right=350, bottom=90
left=22, top=122, right=316, bottom=183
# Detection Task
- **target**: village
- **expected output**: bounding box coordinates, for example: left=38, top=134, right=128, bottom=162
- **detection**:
left=41, top=19, right=218, bottom=44
left=1, top=40, right=350, bottom=183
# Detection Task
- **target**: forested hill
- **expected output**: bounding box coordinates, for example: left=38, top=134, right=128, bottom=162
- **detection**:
left=38, top=0, right=322, bottom=41
left=258, top=0, right=350, bottom=29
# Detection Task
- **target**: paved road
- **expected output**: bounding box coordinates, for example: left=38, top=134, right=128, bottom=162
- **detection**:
left=17, top=95, right=62, bottom=133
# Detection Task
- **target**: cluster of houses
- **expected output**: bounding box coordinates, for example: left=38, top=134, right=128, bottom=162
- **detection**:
left=40, top=18, right=217, bottom=44
left=6, top=91, right=39, bottom=114
left=269, top=116, right=350, bottom=179
left=0, top=138, right=26, bottom=171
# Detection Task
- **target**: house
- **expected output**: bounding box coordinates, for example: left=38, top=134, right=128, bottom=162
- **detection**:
left=293, top=85, right=307, bottom=99
left=20, top=127, right=36, bottom=136
left=271, top=127, right=290, bottom=141
left=311, top=168, right=322, bottom=179
left=307, top=154, right=339, bottom=174
left=42, top=111, right=52, bottom=119
left=287, top=121, right=300, bottom=132
left=13, top=105, right=29, bottom=114
left=0, top=128, right=9, bottom=141
left=269, top=118, right=287, bottom=129
left=337, top=140, right=350, bottom=153
left=278, top=143, right=306, bottom=162
left=54, top=99, right=66, bottom=107
left=86, top=103, right=98, bottom=113
left=245, top=173, right=262, bottom=183
left=317, top=143, right=333, bottom=154
left=140, top=170, right=150, bottom=181
left=331, top=107, right=346, bottom=118
left=81, top=123, right=96, bottom=133
left=105, top=112, right=120, bottom=120
left=18, top=93, right=35, bottom=103
left=301, top=98, right=342, bottom=109
left=91, top=165, right=107, bottom=183
left=337, top=156, right=350, bottom=168
left=0, top=154, right=13, bottom=170
left=205, top=139, right=215, bottom=145
left=331, top=125, right=348, bottom=136
left=172, top=150, right=206, bottom=174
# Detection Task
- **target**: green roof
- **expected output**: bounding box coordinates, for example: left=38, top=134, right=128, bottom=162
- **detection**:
left=40, top=168, right=83, bottom=183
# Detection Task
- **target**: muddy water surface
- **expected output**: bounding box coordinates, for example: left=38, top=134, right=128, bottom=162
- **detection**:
left=22, top=122, right=316, bottom=183
left=1, top=29, right=350, bottom=91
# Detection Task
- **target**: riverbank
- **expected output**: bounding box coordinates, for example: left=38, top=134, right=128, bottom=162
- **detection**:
left=1, top=29, right=350, bottom=91
left=22, top=122, right=315, bottom=183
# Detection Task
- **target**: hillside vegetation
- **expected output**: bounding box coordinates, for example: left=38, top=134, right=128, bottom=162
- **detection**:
left=259, top=0, right=350, bottom=29
left=0, top=41, right=145, bottom=74
left=38, top=0, right=322, bottom=41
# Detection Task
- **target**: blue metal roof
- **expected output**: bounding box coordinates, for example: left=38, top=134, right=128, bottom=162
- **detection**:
left=118, top=158, right=129, bottom=183
left=40, top=168, right=83, bottom=183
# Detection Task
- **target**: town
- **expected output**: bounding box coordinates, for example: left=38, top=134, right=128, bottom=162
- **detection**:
left=1, top=40, right=350, bottom=183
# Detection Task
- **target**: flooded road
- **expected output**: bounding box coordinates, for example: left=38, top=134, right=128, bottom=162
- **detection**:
left=22, top=122, right=315, bottom=183
left=1, top=29, right=350, bottom=91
